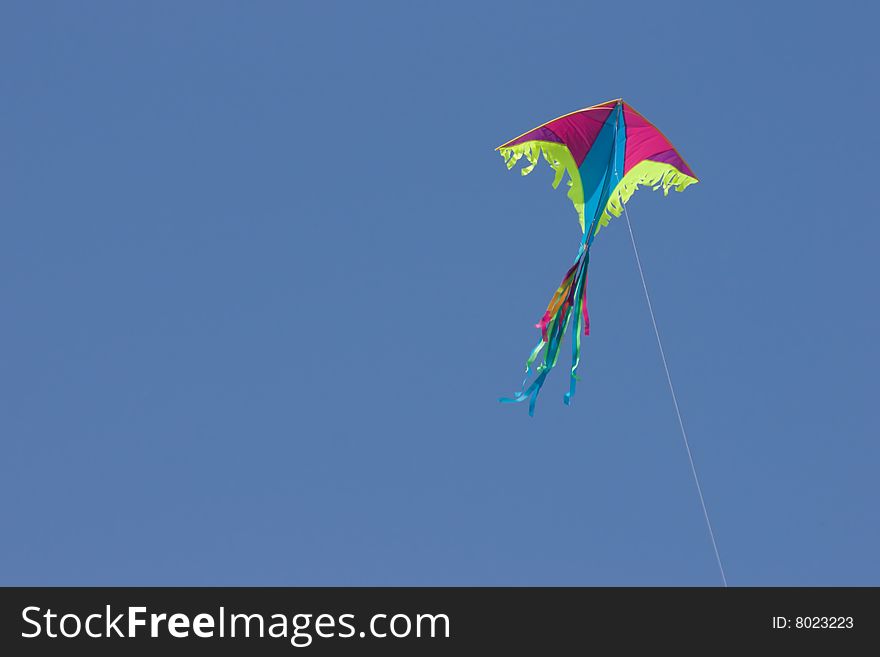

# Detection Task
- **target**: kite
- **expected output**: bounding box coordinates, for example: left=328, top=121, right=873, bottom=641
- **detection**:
left=498, top=99, right=698, bottom=415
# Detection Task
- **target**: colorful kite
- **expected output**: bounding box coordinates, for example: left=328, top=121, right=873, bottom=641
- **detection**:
left=498, top=99, right=698, bottom=415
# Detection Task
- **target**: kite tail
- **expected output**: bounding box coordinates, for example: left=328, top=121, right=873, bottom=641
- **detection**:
left=500, top=247, right=591, bottom=415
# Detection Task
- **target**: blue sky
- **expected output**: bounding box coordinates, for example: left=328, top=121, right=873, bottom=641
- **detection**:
left=2, top=1, right=877, bottom=585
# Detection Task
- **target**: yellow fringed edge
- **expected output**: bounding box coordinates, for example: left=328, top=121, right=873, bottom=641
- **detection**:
left=499, top=141, right=586, bottom=232
left=595, top=160, right=698, bottom=234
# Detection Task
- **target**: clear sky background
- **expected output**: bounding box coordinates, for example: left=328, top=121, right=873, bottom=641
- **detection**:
left=2, top=2, right=877, bottom=586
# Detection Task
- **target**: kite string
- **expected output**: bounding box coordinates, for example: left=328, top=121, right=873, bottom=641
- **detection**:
left=620, top=202, right=728, bottom=588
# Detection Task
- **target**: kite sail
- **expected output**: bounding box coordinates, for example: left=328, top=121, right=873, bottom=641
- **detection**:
left=498, top=99, right=698, bottom=415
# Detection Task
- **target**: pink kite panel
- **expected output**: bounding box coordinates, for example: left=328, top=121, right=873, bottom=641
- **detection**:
left=622, top=104, right=695, bottom=178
